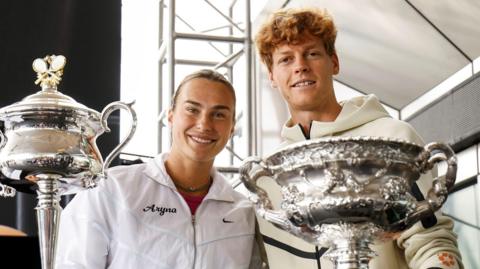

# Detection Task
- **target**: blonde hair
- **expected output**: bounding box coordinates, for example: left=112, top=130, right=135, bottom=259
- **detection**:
left=255, top=8, right=337, bottom=71
left=171, top=69, right=236, bottom=110
left=170, top=69, right=236, bottom=122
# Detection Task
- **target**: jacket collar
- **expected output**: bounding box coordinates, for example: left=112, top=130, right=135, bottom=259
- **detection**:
left=281, top=94, right=390, bottom=142
left=143, top=152, right=235, bottom=203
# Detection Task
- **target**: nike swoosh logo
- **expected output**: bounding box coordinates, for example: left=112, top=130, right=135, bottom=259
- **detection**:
left=222, top=218, right=234, bottom=223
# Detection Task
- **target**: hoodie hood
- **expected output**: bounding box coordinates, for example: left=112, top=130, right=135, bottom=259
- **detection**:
left=281, top=94, right=391, bottom=142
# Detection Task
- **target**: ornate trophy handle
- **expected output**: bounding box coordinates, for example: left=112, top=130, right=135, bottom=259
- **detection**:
left=239, top=157, right=298, bottom=232
left=423, top=142, right=457, bottom=209
left=0, top=129, right=5, bottom=149
left=0, top=130, right=15, bottom=197
left=0, top=183, right=16, bottom=197
left=409, top=142, right=457, bottom=223
left=100, top=101, right=137, bottom=171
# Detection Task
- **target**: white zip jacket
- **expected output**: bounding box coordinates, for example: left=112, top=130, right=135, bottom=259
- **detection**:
left=56, top=153, right=257, bottom=269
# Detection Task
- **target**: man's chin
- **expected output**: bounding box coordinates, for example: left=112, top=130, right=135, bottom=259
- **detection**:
left=291, top=102, right=322, bottom=112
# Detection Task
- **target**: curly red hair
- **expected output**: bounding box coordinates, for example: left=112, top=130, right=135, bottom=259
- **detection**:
left=255, top=8, right=337, bottom=71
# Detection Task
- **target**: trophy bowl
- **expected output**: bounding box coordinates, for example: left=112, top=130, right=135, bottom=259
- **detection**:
left=239, top=136, right=457, bottom=269
left=0, top=55, right=137, bottom=194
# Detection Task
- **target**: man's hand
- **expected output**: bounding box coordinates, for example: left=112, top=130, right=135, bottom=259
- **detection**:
left=421, top=251, right=460, bottom=269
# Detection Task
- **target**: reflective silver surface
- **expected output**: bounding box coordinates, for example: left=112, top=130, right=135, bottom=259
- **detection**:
left=0, top=56, right=137, bottom=193
left=0, top=55, right=137, bottom=269
left=240, top=136, right=457, bottom=269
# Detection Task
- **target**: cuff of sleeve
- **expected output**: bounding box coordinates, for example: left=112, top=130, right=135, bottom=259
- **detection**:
left=421, top=252, right=459, bottom=269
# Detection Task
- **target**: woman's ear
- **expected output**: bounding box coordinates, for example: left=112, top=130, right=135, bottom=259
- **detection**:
left=230, top=124, right=235, bottom=138
left=230, top=115, right=237, bottom=138
left=167, top=109, right=173, bottom=128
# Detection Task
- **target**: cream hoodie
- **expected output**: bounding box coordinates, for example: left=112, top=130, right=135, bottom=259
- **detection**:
left=258, top=95, right=462, bottom=269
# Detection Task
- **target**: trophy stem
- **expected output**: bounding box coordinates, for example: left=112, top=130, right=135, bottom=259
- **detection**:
left=324, top=241, right=375, bottom=269
left=35, top=173, right=63, bottom=269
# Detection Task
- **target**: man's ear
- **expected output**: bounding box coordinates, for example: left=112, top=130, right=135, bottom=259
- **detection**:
left=331, top=51, right=340, bottom=75
left=268, top=71, right=278, bottom=88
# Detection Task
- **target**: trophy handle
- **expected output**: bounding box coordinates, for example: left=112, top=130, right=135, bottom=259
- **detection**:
left=100, top=101, right=137, bottom=171
left=239, top=157, right=296, bottom=231
left=422, top=142, right=457, bottom=209
left=0, top=130, right=15, bottom=197
left=0, top=129, right=5, bottom=149
left=409, top=142, right=457, bottom=224
left=0, top=183, right=16, bottom=197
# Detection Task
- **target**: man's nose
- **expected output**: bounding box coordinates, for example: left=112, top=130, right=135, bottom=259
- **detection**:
left=294, top=57, right=309, bottom=73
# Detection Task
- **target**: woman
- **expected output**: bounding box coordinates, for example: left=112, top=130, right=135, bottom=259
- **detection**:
left=56, top=69, right=260, bottom=268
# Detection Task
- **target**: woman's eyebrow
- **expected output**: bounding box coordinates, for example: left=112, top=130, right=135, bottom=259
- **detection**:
left=184, top=100, right=201, bottom=106
left=184, top=100, right=231, bottom=111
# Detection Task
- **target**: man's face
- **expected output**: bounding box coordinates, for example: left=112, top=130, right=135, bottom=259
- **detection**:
left=269, top=34, right=339, bottom=114
left=168, top=78, right=235, bottom=164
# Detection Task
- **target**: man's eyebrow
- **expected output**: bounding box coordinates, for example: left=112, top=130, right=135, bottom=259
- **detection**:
left=212, top=105, right=231, bottom=111
left=275, top=43, right=321, bottom=54
left=275, top=49, right=292, bottom=55
left=184, top=100, right=231, bottom=111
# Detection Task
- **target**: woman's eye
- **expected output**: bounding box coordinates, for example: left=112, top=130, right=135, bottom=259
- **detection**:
left=186, top=107, right=198, bottom=113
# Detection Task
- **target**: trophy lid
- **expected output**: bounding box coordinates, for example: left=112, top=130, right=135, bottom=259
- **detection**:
left=0, top=55, right=100, bottom=118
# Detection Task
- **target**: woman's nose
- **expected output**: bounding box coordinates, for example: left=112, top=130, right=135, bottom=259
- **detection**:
left=196, top=114, right=213, bottom=131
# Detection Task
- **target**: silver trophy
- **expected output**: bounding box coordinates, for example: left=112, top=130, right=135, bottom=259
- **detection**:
left=0, top=55, right=137, bottom=269
left=240, top=137, right=457, bottom=269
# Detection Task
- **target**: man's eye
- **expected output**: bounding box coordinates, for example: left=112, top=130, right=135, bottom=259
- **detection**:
left=279, top=57, right=291, bottom=64
left=213, top=112, right=227, bottom=119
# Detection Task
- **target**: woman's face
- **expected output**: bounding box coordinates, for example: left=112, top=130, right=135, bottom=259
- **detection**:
left=168, top=78, right=235, bottom=164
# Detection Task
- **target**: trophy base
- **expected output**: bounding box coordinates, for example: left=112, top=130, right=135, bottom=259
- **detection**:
left=35, top=173, right=62, bottom=269
left=318, top=223, right=379, bottom=269
left=324, top=241, right=375, bottom=269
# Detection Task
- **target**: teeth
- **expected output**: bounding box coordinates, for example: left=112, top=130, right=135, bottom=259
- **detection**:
left=294, top=81, right=314, bottom=87
left=190, top=136, right=213, bottom=144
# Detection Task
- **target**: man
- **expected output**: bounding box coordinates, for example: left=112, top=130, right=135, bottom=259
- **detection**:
left=254, top=8, right=462, bottom=269
left=56, top=70, right=261, bottom=268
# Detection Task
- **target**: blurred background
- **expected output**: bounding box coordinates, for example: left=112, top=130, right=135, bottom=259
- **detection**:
left=1, top=0, right=479, bottom=267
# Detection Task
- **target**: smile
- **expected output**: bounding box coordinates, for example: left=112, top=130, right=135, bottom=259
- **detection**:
left=189, top=135, right=215, bottom=144
left=291, top=80, right=316, bottom=88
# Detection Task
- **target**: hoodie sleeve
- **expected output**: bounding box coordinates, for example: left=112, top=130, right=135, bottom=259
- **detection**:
left=392, top=123, right=463, bottom=269
left=395, top=173, right=463, bottom=269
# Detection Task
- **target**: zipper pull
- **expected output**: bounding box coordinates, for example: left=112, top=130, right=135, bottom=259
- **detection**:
left=192, top=215, right=196, bottom=225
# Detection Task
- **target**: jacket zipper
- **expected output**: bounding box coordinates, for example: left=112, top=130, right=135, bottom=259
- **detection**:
left=315, top=246, right=321, bottom=269
left=192, top=214, right=197, bottom=269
